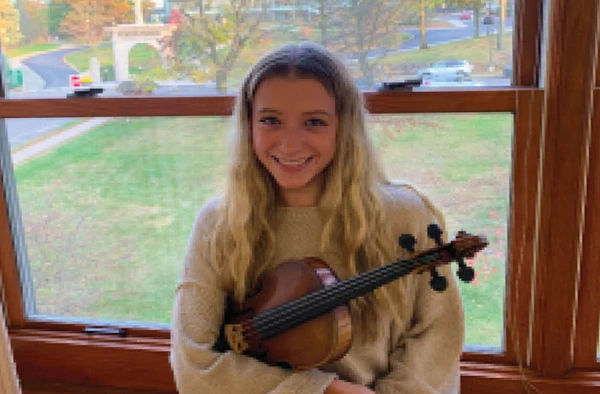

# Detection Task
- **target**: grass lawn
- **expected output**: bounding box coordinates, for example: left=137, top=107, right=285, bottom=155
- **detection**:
left=3, top=43, right=62, bottom=59
left=383, top=32, right=513, bottom=78
left=13, top=113, right=511, bottom=348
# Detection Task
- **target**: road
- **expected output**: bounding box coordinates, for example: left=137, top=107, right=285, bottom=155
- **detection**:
left=400, top=16, right=513, bottom=51
left=21, top=47, right=84, bottom=89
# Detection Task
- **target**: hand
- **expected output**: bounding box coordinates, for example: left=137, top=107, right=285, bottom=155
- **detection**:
left=324, top=379, right=375, bottom=394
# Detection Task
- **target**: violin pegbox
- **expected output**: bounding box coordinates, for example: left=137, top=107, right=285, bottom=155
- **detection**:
left=428, top=224, right=477, bottom=284
left=399, top=224, right=487, bottom=293
left=399, top=228, right=448, bottom=293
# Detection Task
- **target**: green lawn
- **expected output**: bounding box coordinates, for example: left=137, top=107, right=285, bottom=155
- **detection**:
left=384, top=33, right=513, bottom=77
left=3, top=43, right=61, bottom=59
left=13, top=114, right=511, bottom=349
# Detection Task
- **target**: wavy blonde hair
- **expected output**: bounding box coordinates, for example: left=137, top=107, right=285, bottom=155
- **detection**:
left=209, top=42, right=405, bottom=342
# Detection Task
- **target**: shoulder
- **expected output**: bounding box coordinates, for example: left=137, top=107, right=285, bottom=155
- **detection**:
left=379, top=180, right=444, bottom=224
left=190, top=197, right=223, bottom=241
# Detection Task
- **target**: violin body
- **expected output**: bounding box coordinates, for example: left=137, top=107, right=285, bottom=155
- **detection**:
left=224, top=257, right=352, bottom=370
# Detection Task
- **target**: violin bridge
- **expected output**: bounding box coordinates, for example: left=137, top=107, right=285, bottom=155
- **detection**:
left=225, top=323, right=249, bottom=354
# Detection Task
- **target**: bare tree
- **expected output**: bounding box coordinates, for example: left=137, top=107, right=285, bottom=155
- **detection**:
left=169, top=0, right=266, bottom=91
left=319, top=0, right=410, bottom=88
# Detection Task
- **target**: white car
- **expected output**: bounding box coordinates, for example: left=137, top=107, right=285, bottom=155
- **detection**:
left=417, top=60, right=475, bottom=80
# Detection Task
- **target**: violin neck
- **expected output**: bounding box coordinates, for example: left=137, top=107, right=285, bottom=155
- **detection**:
left=251, top=247, right=450, bottom=340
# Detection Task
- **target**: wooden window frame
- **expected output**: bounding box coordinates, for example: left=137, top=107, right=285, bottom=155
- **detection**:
left=0, top=0, right=599, bottom=392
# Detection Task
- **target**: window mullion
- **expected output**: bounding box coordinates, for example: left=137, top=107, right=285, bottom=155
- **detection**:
left=504, top=89, right=544, bottom=365
left=513, top=0, right=545, bottom=87
left=574, top=90, right=600, bottom=368
left=531, top=0, right=600, bottom=377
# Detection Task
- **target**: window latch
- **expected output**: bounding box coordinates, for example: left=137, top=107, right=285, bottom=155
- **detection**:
left=378, top=79, right=422, bottom=92
left=84, top=326, right=128, bottom=338
left=67, top=88, right=104, bottom=98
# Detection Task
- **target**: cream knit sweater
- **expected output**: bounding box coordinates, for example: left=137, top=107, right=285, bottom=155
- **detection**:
left=170, top=183, right=464, bottom=394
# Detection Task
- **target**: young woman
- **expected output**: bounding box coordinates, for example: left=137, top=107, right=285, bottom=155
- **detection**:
left=170, top=42, right=464, bottom=394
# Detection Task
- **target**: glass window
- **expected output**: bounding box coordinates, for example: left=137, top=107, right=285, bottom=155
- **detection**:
left=3, top=112, right=511, bottom=352
left=3, top=0, right=515, bottom=98
left=373, top=113, right=511, bottom=352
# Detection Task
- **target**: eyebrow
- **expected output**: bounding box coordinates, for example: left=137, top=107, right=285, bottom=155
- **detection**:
left=256, top=108, right=334, bottom=117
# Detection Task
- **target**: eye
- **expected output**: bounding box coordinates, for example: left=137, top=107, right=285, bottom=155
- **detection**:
left=259, top=116, right=280, bottom=126
left=306, top=118, right=328, bottom=127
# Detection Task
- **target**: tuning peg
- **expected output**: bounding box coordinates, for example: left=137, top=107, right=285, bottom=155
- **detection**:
left=427, top=223, right=444, bottom=246
left=398, top=234, right=416, bottom=253
left=429, top=268, right=447, bottom=292
left=456, top=258, right=475, bottom=283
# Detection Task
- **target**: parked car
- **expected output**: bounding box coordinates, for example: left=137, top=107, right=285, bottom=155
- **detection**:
left=417, top=60, right=475, bottom=80
left=459, top=12, right=472, bottom=20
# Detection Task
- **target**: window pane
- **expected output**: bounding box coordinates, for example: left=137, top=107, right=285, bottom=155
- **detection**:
left=3, top=1, right=514, bottom=98
left=373, top=113, right=511, bottom=352
left=2, top=113, right=510, bottom=351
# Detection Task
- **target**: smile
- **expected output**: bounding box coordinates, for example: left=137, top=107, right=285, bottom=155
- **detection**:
left=274, top=156, right=312, bottom=166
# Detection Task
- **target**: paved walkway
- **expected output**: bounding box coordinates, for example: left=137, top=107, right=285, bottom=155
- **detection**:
left=11, top=118, right=112, bottom=165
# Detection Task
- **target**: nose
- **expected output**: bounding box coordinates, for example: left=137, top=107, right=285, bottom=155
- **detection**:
left=279, top=125, right=304, bottom=153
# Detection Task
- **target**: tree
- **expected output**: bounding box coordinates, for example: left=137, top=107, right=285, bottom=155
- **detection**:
left=445, top=0, right=487, bottom=38
left=17, top=0, right=50, bottom=43
left=47, top=0, right=71, bottom=38
left=168, top=0, right=266, bottom=91
left=0, top=0, right=23, bottom=46
left=309, top=0, right=340, bottom=47
left=401, top=0, right=444, bottom=49
left=315, top=0, right=411, bottom=88
left=58, top=0, right=131, bottom=46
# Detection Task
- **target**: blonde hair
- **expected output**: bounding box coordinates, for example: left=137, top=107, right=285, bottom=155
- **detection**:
left=210, top=42, right=405, bottom=342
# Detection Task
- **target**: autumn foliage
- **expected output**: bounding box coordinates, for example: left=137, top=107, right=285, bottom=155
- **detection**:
left=57, top=0, right=131, bottom=46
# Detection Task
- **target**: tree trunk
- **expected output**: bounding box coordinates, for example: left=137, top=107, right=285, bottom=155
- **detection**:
left=419, top=0, right=428, bottom=49
left=358, top=53, right=374, bottom=88
left=473, top=3, right=481, bottom=38
left=319, top=0, right=327, bottom=46
left=216, top=69, right=227, bottom=92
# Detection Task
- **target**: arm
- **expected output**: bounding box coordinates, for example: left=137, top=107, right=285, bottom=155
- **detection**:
left=373, top=263, right=464, bottom=394
left=170, top=203, right=337, bottom=394
left=325, top=379, right=376, bottom=394
left=374, top=183, right=464, bottom=394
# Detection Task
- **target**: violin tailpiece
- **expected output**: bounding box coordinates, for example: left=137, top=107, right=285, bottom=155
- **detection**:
left=225, top=323, right=249, bottom=354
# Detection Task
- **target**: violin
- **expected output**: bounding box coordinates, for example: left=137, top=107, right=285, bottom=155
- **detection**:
left=214, top=224, right=488, bottom=370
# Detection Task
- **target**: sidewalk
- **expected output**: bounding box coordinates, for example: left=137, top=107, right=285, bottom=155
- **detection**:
left=8, top=59, right=46, bottom=92
left=11, top=118, right=112, bottom=165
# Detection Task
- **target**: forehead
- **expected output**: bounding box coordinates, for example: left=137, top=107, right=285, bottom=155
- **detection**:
left=253, top=77, right=336, bottom=112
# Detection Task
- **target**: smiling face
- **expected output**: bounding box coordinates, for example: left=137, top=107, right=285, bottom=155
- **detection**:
left=252, top=77, right=338, bottom=207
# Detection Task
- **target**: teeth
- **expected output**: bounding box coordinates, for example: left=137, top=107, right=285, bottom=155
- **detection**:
left=277, top=157, right=308, bottom=166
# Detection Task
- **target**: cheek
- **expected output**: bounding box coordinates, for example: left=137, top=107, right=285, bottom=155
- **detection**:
left=252, top=127, right=270, bottom=159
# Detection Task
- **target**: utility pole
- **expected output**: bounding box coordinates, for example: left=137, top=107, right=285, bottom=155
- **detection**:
left=497, top=0, right=506, bottom=49
left=135, top=0, right=143, bottom=24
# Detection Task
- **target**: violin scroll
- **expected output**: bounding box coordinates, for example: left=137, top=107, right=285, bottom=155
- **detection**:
left=400, top=224, right=488, bottom=292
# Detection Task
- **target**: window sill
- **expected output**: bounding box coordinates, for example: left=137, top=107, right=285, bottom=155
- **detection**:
left=9, top=329, right=600, bottom=393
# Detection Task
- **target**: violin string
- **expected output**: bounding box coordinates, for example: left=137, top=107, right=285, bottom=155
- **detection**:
left=253, top=252, right=440, bottom=338
left=252, top=258, right=411, bottom=337
left=253, top=259, right=418, bottom=338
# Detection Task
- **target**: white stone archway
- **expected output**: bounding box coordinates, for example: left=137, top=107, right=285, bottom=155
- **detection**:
left=104, top=24, right=176, bottom=82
